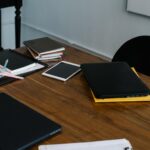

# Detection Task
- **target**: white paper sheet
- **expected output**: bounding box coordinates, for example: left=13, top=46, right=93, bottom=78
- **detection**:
left=39, top=139, right=132, bottom=150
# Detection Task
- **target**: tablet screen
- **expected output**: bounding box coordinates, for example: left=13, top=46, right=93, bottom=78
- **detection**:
left=42, top=61, right=81, bottom=81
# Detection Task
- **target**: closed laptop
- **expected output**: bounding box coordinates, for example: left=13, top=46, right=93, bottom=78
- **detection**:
left=81, top=62, right=150, bottom=98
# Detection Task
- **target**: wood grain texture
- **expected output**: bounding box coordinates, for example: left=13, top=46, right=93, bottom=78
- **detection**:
left=1, top=46, right=150, bottom=150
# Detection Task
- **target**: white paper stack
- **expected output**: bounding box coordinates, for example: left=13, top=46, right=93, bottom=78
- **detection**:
left=39, top=139, right=132, bottom=150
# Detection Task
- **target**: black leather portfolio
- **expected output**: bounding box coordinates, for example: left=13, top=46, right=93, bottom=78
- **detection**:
left=0, top=93, right=61, bottom=150
left=81, top=62, right=150, bottom=98
left=0, top=50, right=46, bottom=85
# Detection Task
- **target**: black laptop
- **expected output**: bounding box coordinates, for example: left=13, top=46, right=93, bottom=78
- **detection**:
left=81, top=62, right=150, bottom=98
left=0, top=93, right=61, bottom=150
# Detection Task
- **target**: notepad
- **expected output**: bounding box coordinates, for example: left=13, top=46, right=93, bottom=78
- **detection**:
left=81, top=62, right=150, bottom=99
left=39, top=139, right=132, bottom=150
left=0, top=93, right=61, bottom=150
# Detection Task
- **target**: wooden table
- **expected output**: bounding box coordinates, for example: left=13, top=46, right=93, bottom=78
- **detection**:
left=0, top=0, right=22, bottom=49
left=0, top=47, right=150, bottom=150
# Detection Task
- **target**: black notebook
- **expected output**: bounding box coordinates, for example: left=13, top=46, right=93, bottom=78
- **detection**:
left=0, top=50, right=45, bottom=85
left=24, top=37, right=65, bottom=55
left=81, top=62, right=150, bottom=98
left=0, top=93, right=61, bottom=150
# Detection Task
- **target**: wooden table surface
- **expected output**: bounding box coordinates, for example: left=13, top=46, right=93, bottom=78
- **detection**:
left=0, top=47, right=150, bottom=150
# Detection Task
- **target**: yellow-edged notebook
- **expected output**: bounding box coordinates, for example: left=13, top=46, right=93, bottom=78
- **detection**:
left=81, top=62, right=150, bottom=100
left=91, top=90, right=150, bottom=102
left=91, top=67, right=150, bottom=102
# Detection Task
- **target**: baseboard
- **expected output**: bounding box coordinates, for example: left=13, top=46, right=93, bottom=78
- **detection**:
left=22, top=22, right=112, bottom=61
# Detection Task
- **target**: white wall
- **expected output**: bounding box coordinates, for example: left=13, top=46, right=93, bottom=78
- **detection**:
left=127, top=0, right=150, bottom=17
left=22, top=0, right=150, bottom=59
left=2, top=7, right=15, bottom=49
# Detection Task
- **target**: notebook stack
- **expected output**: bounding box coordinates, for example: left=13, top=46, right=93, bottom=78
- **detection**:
left=81, top=62, right=150, bottom=102
left=24, top=37, right=65, bottom=65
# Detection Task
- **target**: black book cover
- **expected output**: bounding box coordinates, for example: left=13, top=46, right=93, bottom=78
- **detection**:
left=24, top=37, right=65, bottom=55
left=0, top=93, right=61, bottom=150
left=81, top=62, right=150, bottom=98
left=0, top=50, right=46, bottom=86
left=0, top=50, right=35, bottom=70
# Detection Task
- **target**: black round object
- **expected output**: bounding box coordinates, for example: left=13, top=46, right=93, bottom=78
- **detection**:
left=112, top=36, right=150, bottom=76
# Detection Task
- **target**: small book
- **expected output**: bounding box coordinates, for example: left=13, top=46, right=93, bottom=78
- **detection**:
left=0, top=93, right=61, bottom=150
left=42, top=61, right=81, bottom=81
left=24, top=37, right=65, bottom=56
left=39, top=139, right=132, bottom=150
left=0, top=50, right=45, bottom=85
left=81, top=62, right=150, bottom=99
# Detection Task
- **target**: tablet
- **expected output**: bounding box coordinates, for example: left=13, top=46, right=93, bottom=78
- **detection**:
left=42, top=61, right=81, bottom=81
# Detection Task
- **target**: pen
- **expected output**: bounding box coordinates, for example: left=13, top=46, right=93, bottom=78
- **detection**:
left=3, top=59, right=9, bottom=70
left=0, top=59, right=24, bottom=80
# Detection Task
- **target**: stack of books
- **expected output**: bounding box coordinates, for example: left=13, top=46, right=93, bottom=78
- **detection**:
left=81, top=62, right=150, bottom=102
left=24, top=37, right=65, bottom=65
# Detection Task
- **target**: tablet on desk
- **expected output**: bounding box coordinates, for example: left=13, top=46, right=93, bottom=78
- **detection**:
left=42, top=61, right=81, bottom=81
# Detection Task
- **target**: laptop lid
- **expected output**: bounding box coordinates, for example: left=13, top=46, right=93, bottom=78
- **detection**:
left=81, top=62, right=150, bottom=98
left=0, top=93, right=61, bottom=150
